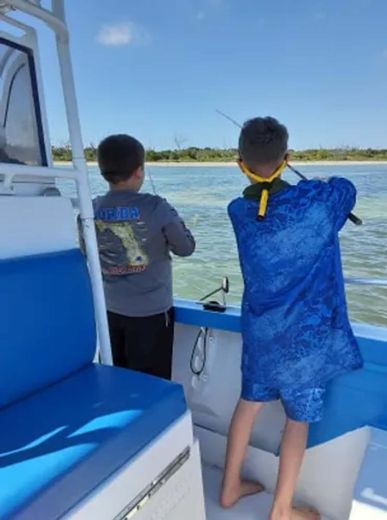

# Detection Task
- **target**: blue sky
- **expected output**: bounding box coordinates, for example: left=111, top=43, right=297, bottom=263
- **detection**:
left=33, top=0, right=387, bottom=149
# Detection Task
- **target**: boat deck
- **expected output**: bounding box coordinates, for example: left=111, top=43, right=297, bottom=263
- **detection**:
left=203, top=465, right=330, bottom=520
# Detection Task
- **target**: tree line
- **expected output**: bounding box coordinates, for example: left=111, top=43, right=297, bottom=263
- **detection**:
left=52, top=145, right=387, bottom=163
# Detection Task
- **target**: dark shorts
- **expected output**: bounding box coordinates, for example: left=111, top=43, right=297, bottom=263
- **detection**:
left=107, top=308, right=174, bottom=380
left=241, top=380, right=326, bottom=423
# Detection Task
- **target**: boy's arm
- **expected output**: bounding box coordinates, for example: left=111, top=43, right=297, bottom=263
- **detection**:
left=322, top=177, right=357, bottom=231
left=160, top=200, right=196, bottom=257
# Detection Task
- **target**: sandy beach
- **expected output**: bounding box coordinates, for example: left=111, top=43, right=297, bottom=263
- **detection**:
left=146, top=160, right=387, bottom=167
left=54, top=160, right=387, bottom=168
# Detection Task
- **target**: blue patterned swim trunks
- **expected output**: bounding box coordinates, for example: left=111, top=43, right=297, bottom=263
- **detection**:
left=241, top=381, right=326, bottom=423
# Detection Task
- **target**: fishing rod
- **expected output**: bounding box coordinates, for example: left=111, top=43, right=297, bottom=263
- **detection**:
left=216, top=109, right=362, bottom=226
left=147, top=168, right=157, bottom=194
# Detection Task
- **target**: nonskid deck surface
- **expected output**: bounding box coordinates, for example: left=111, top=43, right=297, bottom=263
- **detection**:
left=203, top=465, right=330, bottom=520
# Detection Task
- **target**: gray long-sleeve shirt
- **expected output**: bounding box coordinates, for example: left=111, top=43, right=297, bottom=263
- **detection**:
left=92, top=189, right=195, bottom=317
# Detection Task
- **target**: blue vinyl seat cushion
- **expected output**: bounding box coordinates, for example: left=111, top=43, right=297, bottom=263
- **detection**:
left=0, top=249, right=96, bottom=408
left=0, top=364, right=187, bottom=520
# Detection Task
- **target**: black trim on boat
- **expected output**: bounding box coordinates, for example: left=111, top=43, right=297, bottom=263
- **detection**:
left=0, top=36, right=48, bottom=166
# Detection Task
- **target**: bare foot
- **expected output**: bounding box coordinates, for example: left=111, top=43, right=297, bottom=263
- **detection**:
left=220, top=479, right=264, bottom=508
left=291, top=506, right=320, bottom=520
left=270, top=505, right=320, bottom=520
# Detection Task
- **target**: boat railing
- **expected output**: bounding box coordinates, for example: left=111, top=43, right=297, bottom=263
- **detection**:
left=0, top=0, right=113, bottom=366
left=2, top=0, right=68, bottom=39
left=345, top=277, right=387, bottom=287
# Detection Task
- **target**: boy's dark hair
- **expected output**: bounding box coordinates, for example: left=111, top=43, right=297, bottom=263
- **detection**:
left=238, top=117, right=288, bottom=166
left=97, top=134, right=145, bottom=184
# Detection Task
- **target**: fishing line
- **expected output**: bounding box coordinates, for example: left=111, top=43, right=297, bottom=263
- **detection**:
left=216, top=109, right=362, bottom=225
left=147, top=168, right=157, bottom=194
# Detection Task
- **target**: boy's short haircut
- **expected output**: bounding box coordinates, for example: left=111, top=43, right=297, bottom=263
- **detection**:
left=97, top=134, right=145, bottom=184
left=238, top=117, right=289, bottom=167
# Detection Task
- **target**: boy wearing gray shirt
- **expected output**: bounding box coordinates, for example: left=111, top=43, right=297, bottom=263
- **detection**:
left=94, top=134, right=195, bottom=379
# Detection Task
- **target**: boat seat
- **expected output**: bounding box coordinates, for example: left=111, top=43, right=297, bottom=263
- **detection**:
left=0, top=364, right=186, bottom=520
left=0, top=246, right=187, bottom=519
left=0, top=249, right=96, bottom=407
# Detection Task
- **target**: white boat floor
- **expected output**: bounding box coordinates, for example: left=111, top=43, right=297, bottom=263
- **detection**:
left=203, top=465, right=330, bottom=520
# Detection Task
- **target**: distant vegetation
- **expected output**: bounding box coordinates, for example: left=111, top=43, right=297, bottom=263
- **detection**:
left=52, top=145, right=387, bottom=163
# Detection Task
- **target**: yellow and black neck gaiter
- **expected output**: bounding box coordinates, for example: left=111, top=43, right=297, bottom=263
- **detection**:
left=238, top=160, right=288, bottom=220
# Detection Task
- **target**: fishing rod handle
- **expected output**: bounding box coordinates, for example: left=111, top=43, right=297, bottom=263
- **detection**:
left=348, top=213, right=363, bottom=225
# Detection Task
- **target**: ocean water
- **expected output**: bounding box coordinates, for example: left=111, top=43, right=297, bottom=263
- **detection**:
left=59, top=163, right=387, bottom=326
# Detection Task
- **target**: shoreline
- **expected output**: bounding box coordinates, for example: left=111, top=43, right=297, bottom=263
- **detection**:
left=147, top=160, right=387, bottom=167
left=54, top=160, right=387, bottom=167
